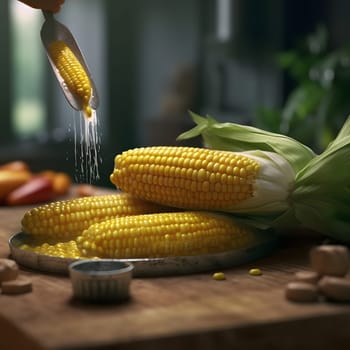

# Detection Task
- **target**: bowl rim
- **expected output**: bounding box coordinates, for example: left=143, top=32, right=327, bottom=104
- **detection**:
left=68, top=259, right=134, bottom=276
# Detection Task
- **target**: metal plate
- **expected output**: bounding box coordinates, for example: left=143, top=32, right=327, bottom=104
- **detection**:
left=9, top=232, right=278, bottom=277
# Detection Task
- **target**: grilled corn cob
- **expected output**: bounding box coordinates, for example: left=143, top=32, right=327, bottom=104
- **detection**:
left=48, top=40, right=92, bottom=117
left=21, top=193, right=171, bottom=240
left=110, top=146, right=295, bottom=215
left=77, top=211, right=258, bottom=258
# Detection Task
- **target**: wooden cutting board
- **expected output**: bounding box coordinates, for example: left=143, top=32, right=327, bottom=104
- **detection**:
left=1, top=201, right=350, bottom=350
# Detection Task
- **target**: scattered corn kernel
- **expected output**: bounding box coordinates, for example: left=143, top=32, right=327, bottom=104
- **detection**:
left=249, top=268, right=262, bottom=276
left=212, top=272, right=226, bottom=280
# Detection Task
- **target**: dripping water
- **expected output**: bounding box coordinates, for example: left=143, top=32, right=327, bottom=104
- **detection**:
left=71, top=109, right=102, bottom=184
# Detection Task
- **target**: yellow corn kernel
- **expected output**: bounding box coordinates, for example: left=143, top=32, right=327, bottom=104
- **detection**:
left=76, top=211, right=258, bottom=259
left=20, top=240, right=83, bottom=259
left=110, top=146, right=259, bottom=211
left=110, top=146, right=294, bottom=214
left=21, top=193, right=171, bottom=240
left=48, top=40, right=92, bottom=117
left=249, top=268, right=262, bottom=276
left=212, top=272, right=226, bottom=280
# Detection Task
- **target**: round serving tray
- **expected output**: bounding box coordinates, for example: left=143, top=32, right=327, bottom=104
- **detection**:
left=9, top=232, right=278, bottom=277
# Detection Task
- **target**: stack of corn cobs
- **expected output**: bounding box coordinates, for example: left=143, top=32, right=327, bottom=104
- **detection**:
left=20, top=111, right=350, bottom=260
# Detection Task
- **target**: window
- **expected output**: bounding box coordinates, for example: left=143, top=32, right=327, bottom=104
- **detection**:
left=10, top=0, right=46, bottom=138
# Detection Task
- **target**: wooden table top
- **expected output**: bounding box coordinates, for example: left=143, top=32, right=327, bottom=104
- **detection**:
left=1, top=201, right=350, bottom=350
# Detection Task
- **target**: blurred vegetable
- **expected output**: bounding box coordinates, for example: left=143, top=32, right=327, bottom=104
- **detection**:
left=52, top=172, right=71, bottom=195
left=0, top=161, right=73, bottom=206
left=75, top=184, right=96, bottom=197
left=40, top=170, right=72, bottom=195
left=0, top=170, right=31, bottom=202
left=5, top=176, right=54, bottom=206
left=0, top=161, right=30, bottom=172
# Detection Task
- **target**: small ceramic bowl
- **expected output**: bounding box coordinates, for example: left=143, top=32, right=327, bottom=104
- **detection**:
left=68, top=259, right=134, bottom=303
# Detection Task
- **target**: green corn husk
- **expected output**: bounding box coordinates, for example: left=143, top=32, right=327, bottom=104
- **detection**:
left=178, top=111, right=350, bottom=242
left=290, top=118, right=350, bottom=241
left=178, top=111, right=315, bottom=173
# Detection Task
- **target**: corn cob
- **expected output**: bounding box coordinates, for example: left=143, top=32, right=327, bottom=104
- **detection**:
left=110, top=146, right=295, bottom=215
left=48, top=40, right=92, bottom=117
left=21, top=193, right=171, bottom=240
left=77, top=211, right=258, bottom=258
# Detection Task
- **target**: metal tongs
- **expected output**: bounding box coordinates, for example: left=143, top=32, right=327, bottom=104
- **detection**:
left=40, top=11, right=99, bottom=112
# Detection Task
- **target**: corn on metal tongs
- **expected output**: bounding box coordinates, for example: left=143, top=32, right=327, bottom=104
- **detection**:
left=40, top=11, right=99, bottom=112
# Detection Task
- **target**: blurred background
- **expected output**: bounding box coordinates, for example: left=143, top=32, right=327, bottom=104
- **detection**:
left=1, top=0, right=350, bottom=188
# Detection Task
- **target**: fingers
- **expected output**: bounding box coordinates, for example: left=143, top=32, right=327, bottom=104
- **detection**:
left=50, top=0, right=65, bottom=13
left=19, top=0, right=65, bottom=13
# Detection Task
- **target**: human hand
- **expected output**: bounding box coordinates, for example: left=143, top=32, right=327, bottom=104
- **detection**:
left=18, top=0, right=65, bottom=13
